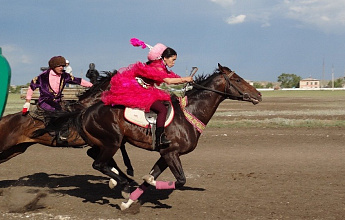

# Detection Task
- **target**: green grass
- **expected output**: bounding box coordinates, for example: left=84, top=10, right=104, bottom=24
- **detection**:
left=260, top=90, right=345, bottom=97
left=208, top=119, right=345, bottom=128
left=3, top=93, right=23, bottom=115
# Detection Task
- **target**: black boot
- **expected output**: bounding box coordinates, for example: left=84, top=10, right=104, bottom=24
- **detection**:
left=155, top=127, right=171, bottom=150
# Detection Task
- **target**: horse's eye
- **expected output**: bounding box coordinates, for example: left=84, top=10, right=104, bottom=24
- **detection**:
left=236, top=79, right=241, bottom=82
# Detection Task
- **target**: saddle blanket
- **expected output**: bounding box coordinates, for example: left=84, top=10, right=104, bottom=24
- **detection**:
left=124, top=104, right=174, bottom=128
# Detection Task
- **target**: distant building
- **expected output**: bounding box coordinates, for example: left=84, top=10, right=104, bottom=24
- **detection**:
left=299, top=77, right=320, bottom=89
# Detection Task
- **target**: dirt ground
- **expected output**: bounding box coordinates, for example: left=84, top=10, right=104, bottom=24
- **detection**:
left=0, top=97, right=345, bottom=220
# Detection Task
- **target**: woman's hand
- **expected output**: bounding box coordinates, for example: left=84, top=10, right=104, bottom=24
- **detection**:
left=164, top=76, right=193, bottom=84
left=182, top=76, right=193, bottom=83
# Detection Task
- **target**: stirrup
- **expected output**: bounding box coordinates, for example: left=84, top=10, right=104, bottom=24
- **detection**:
left=159, top=133, right=171, bottom=144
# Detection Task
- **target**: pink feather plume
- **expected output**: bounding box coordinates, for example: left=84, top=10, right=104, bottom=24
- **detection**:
left=130, top=38, right=147, bottom=49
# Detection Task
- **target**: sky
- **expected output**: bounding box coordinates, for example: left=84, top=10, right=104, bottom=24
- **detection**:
left=1, top=0, right=345, bottom=85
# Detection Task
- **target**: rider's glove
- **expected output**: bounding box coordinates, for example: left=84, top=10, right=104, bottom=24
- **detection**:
left=22, top=102, right=30, bottom=116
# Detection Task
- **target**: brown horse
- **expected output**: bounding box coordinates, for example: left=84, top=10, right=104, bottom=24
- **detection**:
left=36, top=63, right=262, bottom=210
left=0, top=71, right=134, bottom=182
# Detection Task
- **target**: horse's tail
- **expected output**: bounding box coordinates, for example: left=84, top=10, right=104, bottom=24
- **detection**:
left=31, top=110, right=83, bottom=139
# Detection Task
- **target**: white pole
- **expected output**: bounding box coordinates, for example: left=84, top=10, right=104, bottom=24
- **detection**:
left=332, top=65, right=334, bottom=91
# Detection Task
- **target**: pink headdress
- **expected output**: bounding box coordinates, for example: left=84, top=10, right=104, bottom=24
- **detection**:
left=130, top=38, right=167, bottom=61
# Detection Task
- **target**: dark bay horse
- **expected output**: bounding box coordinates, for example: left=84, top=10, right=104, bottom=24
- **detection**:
left=41, top=63, right=261, bottom=210
left=0, top=71, right=134, bottom=181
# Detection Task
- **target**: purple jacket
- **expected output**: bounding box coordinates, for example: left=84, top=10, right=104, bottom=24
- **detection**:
left=30, top=70, right=82, bottom=111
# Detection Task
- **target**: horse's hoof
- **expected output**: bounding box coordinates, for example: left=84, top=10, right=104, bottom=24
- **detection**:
left=120, top=202, right=130, bottom=211
left=142, top=174, right=156, bottom=186
left=127, top=169, right=134, bottom=177
left=120, top=199, right=135, bottom=211
left=121, top=191, right=130, bottom=199
left=111, top=167, right=119, bottom=175
left=121, top=184, right=130, bottom=199
left=109, top=178, right=117, bottom=189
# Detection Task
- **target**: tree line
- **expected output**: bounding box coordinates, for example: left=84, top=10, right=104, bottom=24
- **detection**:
left=255, top=73, right=345, bottom=89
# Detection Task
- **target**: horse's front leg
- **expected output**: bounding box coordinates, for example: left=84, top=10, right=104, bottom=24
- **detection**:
left=120, top=151, right=185, bottom=210
left=144, top=150, right=186, bottom=189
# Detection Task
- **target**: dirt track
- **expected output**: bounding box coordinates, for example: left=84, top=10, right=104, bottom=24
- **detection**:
left=0, top=96, right=345, bottom=219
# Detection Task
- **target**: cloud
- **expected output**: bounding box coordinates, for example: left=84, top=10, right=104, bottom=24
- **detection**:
left=1, top=44, right=33, bottom=67
left=226, top=14, right=246, bottom=24
left=283, top=0, right=345, bottom=32
left=211, top=0, right=236, bottom=7
left=210, top=0, right=345, bottom=33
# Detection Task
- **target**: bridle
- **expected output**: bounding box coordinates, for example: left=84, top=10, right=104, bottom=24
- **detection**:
left=191, top=70, right=250, bottom=100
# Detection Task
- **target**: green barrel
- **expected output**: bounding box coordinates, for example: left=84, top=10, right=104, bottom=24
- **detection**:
left=0, top=47, right=11, bottom=118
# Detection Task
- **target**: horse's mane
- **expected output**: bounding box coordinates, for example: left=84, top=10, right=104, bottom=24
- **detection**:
left=77, top=70, right=116, bottom=101
left=184, top=68, right=220, bottom=97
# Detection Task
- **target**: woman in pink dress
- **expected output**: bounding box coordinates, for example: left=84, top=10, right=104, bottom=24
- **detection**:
left=102, top=38, right=193, bottom=150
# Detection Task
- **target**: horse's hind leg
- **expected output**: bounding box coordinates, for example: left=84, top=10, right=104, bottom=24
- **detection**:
left=89, top=146, right=130, bottom=192
left=0, top=143, right=33, bottom=164
left=86, top=147, right=132, bottom=183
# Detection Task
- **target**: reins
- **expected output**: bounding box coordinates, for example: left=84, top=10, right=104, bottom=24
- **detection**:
left=190, top=71, right=245, bottom=100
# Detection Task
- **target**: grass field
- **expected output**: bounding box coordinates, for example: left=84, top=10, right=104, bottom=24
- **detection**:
left=211, top=90, right=345, bottom=128
left=3, top=94, right=22, bottom=116
left=3, top=90, right=345, bottom=128
left=260, top=89, right=345, bottom=97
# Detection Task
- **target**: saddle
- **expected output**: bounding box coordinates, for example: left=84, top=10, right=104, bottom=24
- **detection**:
left=124, top=102, right=174, bottom=149
left=29, top=107, right=73, bottom=147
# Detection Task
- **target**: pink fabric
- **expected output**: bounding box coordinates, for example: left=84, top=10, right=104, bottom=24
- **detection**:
left=130, top=38, right=147, bottom=49
left=81, top=79, right=93, bottom=87
left=156, top=181, right=175, bottom=190
left=25, top=87, right=34, bottom=100
left=148, top=43, right=167, bottom=61
left=102, top=60, right=180, bottom=112
left=49, top=70, right=61, bottom=93
left=129, top=184, right=148, bottom=200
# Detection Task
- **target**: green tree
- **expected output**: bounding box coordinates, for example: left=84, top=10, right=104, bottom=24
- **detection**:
left=266, top=82, right=273, bottom=88
left=327, top=78, right=345, bottom=88
left=9, top=85, right=24, bottom=93
left=277, top=73, right=302, bottom=88
left=253, top=82, right=264, bottom=88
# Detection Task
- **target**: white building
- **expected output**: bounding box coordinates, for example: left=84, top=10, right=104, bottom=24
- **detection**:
left=299, top=77, right=320, bottom=89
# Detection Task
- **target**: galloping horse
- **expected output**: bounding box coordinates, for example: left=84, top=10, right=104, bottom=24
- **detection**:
left=37, top=63, right=262, bottom=210
left=0, top=71, right=134, bottom=182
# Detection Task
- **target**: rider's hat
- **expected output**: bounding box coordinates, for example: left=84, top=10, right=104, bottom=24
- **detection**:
left=49, top=56, right=66, bottom=69
left=130, top=38, right=167, bottom=61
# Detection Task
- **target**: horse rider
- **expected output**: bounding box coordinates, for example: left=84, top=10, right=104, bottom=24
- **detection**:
left=23, top=55, right=93, bottom=145
left=102, top=38, right=193, bottom=150
left=86, top=63, right=100, bottom=84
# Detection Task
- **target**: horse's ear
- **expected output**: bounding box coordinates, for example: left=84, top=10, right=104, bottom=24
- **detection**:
left=218, top=63, right=224, bottom=72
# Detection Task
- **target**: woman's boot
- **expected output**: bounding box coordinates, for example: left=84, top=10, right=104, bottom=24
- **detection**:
left=155, top=127, right=171, bottom=149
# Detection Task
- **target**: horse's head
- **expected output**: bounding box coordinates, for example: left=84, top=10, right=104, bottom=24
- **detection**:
left=217, top=63, right=262, bottom=105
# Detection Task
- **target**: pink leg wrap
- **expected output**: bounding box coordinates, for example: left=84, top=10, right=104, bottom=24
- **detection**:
left=156, top=181, right=175, bottom=190
left=129, top=184, right=147, bottom=200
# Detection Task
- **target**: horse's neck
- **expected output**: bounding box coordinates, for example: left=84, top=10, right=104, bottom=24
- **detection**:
left=77, top=79, right=110, bottom=108
left=185, top=92, right=224, bottom=125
